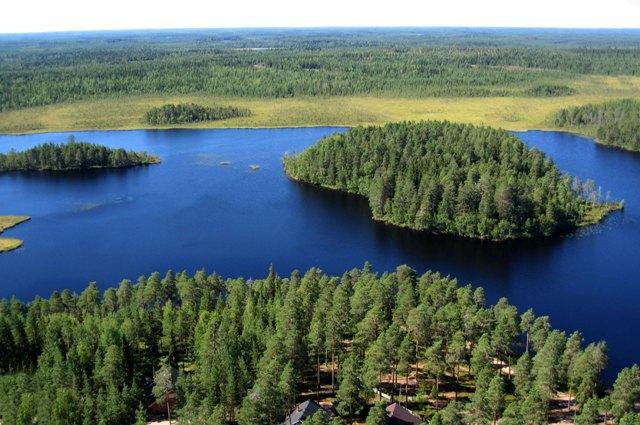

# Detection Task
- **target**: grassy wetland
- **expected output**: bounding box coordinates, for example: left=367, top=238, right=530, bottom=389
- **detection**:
left=0, top=216, right=30, bottom=252
left=1, top=28, right=640, bottom=134
left=1, top=77, right=639, bottom=134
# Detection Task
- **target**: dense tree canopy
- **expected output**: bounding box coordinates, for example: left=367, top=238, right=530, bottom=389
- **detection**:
left=0, top=264, right=637, bottom=424
left=554, top=99, right=640, bottom=152
left=2, top=28, right=640, bottom=110
left=144, top=103, right=250, bottom=125
left=0, top=137, right=159, bottom=172
left=284, top=121, right=604, bottom=240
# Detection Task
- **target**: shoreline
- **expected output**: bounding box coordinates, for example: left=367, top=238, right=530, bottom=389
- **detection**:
left=284, top=172, right=622, bottom=243
left=0, top=216, right=31, bottom=253
left=0, top=124, right=352, bottom=137
left=0, top=157, right=161, bottom=172
left=0, top=123, right=595, bottom=141
left=1, top=89, right=639, bottom=135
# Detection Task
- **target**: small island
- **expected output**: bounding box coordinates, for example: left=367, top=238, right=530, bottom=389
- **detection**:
left=526, top=84, right=576, bottom=97
left=0, top=137, right=159, bottom=172
left=144, top=103, right=251, bottom=125
left=284, top=121, right=621, bottom=241
left=554, top=99, right=640, bottom=152
left=0, top=216, right=30, bottom=252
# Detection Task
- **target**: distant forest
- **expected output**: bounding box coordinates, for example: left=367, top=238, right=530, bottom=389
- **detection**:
left=554, top=99, right=640, bottom=152
left=144, top=103, right=250, bottom=125
left=1, top=265, right=639, bottom=425
left=0, top=138, right=159, bottom=171
left=284, top=121, right=606, bottom=241
left=1, top=28, right=640, bottom=110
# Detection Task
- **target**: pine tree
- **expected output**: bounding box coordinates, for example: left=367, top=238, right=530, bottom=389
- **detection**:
left=486, top=374, right=505, bottom=425
left=134, top=403, right=147, bottom=425
left=424, top=340, right=446, bottom=410
left=611, top=365, right=640, bottom=420
left=431, top=401, right=465, bottom=425
left=575, top=397, right=600, bottom=425
left=513, top=352, right=533, bottom=400
left=335, top=354, right=366, bottom=418
left=365, top=402, right=388, bottom=425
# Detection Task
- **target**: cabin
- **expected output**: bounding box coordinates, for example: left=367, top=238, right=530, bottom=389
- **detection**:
left=385, top=402, right=421, bottom=425
left=281, top=399, right=329, bottom=425
left=147, top=366, right=179, bottom=416
left=147, top=391, right=177, bottom=415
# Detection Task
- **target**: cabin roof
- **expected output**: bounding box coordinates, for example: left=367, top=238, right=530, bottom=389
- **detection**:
left=281, top=399, right=326, bottom=425
left=386, top=402, right=421, bottom=425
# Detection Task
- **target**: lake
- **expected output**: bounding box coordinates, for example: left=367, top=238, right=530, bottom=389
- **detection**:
left=0, top=127, right=638, bottom=379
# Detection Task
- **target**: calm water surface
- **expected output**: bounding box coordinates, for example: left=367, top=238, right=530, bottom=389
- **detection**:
left=0, top=128, right=638, bottom=379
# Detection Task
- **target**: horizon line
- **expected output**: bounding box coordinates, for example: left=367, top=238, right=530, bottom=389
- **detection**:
left=2, top=24, right=640, bottom=36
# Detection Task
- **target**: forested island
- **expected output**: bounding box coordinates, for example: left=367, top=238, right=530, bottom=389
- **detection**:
left=0, top=138, right=159, bottom=172
left=0, top=265, right=638, bottom=424
left=525, top=84, right=576, bottom=97
left=554, top=99, right=640, bottom=152
left=0, top=216, right=30, bottom=252
left=144, top=103, right=251, bottom=125
left=284, top=121, right=619, bottom=241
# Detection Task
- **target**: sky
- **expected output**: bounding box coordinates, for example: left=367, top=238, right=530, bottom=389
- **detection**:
left=2, top=0, right=640, bottom=34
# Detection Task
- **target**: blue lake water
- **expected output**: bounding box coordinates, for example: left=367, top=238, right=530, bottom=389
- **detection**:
left=0, top=127, right=638, bottom=379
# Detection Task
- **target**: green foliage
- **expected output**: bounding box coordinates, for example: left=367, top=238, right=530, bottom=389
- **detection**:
left=518, top=386, right=549, bottom=424
left=526, top=84, right=576, bottom=97
left=568, top=342, right=608, bottom=406
left=514, top=352, right=533, bottom=401
left=611, top=364, right=640, bottom=420
left=0, top=264, right=629, bottom=424
left=144, top=103, right=250, bottom=125
left=365, top=402, right=388, bottom=425
left=3, top=28, right=640, bottom=111
left=554, top=99, right=640, bottom=151
left=134, top=403, right=147, bottom=425
left=304, top=410, right=330, bottom=425
left=0, top=137, right=158, bottom=172
left=486, top=374, right=506, bottom=423
left=430, top=401, right=465, bottom=425
left=335, top=354, right=366, bottom=418
left=532, top=330, right=567, bottom=398
left=284, top=121, right=598, bottom=240
left=575, top=397, right=600, bottom=425
left=620, top=413, right=640, bottom=425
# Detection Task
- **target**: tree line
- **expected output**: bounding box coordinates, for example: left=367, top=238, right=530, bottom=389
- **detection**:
left=284, top=121, right=606, bottom=241
left=0, top=265, right=638, bottom=424
left=2, top=29, right=640, bottom=110
left=554, top=99, right=640, bottom=152
left=144, top=103, right=251, bottom=125
left=0, top=137, right=159, bottom=172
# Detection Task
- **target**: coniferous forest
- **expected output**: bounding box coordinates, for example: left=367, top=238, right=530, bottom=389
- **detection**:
left=0, top=265, right=639, bottom=425
left=554, top=99, right=640, bottom=152
left=144, top=104, right=251, bottom=125
left=2, top=28, right=640, bottom=111
left=284, top=121, right=608, bottom=240
left=0, top=138, right=159, bottom=172
left=1, top=25, right=639, bottom=425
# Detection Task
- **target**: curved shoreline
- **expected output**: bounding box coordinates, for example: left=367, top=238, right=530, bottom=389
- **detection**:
left=0, top=216, right=31, bottom=253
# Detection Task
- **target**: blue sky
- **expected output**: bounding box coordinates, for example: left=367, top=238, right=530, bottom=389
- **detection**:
left=2, top=0, right=640, bottom=33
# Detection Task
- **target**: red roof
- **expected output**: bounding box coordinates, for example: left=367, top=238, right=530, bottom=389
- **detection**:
left=386, top=403, right=421, bottom=425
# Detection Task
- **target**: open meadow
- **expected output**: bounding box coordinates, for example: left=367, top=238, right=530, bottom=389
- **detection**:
left=1, top=74, right=639, bottom=134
